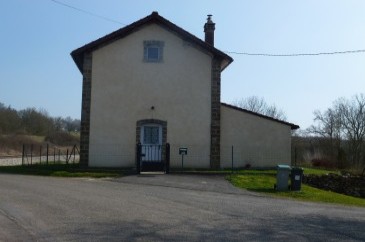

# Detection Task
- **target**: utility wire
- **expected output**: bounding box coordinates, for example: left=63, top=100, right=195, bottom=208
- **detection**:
left=50, top=0, right=126, bottom=25
left=51, top=0, right=365, bottom=57
left=225, top=49, right=365, bottom=57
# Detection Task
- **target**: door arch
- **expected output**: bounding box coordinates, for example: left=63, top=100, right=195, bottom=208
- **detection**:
left=136, top=119, right=167, bottom=145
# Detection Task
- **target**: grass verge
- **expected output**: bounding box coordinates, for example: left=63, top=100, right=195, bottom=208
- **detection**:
left=226, top=169, right=365, bottom=207
left=0, top=164, right=123, bottom=178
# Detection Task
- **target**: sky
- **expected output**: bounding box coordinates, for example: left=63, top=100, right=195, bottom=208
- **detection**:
left=1, top=0, right=364, bottom=129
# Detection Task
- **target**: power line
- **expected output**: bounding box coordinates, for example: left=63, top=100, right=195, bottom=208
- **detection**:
left=50, top=0, right=125, bottom=25
left=225, top=49, right=365, bottom=57
left=51, top=0, right=365, bottom=57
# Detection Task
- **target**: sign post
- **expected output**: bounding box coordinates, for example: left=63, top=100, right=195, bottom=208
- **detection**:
left=179, top=148, right=188, bottom=172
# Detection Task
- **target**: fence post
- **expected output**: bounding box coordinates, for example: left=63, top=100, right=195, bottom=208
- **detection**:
left=54, top=147, right=56, bottom=164
left=294, top=146, right=297, bottom=166
left=58, top=149, right=60, bottom=162
left=136, top=143, right=141, bottom=174
left=30, top=144, right=33, bottom=165
left=46, top=144, right=49, bottom=165
left=73, top=145, right=76, bottom=164
left=231, top=145, right=234, bottom=174
left=39, top=145, right=42, bottom=164
left=66, top=149, right=69, bottom=165
left=165, top=143, right=170, bottom=174
left=22, top=144, right=25, bottom=166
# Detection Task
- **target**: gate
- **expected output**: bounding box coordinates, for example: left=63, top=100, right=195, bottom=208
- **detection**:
left=136, top=143, right=170, bottom=173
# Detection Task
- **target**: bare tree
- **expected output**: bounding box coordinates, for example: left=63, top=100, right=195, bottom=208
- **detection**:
left=232, top=96, right=287, bottom=120
left=307, top=94, right=365, bottom=168
left=63, top=116, right=81, bottom=132
left=53, top=117, right=65, bottom=132
left=306, top=107, right=343, bottom=166
left=337, top=94, right=365, bottom=167
left=307, top=108, right=342, bottom=142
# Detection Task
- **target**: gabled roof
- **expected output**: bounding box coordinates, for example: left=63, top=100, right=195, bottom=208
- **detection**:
left=71, top=11, right=233, bottom=73
left=221, top=103, right=300, bottom=130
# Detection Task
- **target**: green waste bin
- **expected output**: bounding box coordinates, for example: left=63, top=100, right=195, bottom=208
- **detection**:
left=290, top=167, right=303, bottom=191
left=275, top=165, right=291, bottom=191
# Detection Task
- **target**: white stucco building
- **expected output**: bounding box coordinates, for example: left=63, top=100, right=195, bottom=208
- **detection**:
left=71, top=12, right=299, bottom=170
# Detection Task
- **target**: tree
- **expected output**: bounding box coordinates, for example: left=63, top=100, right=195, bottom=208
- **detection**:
left=307, top=94, right=365, bottom=168
left=307, top=107, right=343, bottom=166
left=53, top=117, right=65, bottom=132
left=0, top=101, right=81, bottom=141
left=232, top=96, right=287, bottom=120
left=63, top=116, right=81, bottom=132
left=19, top=108, right=54, bottom=135
left=0, top=103, right=22, bottom=134
left=337, top=94, right=365, bottom=167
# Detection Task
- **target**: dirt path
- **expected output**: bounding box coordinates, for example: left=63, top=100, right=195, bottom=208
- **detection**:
left=0, top=155, right=79, bottom=166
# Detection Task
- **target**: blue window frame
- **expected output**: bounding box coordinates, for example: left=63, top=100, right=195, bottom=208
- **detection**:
left=144, top=40, right=164, bottom=62
left=143, top=126, right=160, bottom=144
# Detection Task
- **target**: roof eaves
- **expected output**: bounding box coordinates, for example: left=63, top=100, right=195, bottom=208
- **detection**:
left=221, top=102, right=300, bottom=130
left=153, top=15, right=233, bottom=69
left=71, top=13, right=156, bottom=72
left=71, top=11, right=233, bottom=73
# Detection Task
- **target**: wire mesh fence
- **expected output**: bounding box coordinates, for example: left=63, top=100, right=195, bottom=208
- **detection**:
left=83, top=143, right=291, bottom=170
left=221, top=145, right=291, bottom=170
left=0, top=142, right=293, bottom=169
left=21, top=143, right=79, bottom=166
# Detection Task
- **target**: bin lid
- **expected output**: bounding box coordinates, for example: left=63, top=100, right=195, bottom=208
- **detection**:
left=277, top=164, right=291, bottom=170
left=291, top=167, right=303, bottom=171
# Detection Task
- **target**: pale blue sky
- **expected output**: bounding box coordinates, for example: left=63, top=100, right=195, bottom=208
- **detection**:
left=1, top=0, right=364, bottom=129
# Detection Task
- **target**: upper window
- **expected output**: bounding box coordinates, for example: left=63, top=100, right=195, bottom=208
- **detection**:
left=144, top=40, right=164, bottom=62
left=143, top=126, right=160, bottom=144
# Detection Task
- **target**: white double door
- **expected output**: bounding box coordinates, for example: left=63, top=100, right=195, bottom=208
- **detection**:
left=140, top=124, right=162, bottom=161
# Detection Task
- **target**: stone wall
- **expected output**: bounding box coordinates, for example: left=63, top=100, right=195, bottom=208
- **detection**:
left=210, top=57, right=221, bottom=169
left=79, top=52, right=92, bottom=167
left=303, top=174, right=365, bottom=198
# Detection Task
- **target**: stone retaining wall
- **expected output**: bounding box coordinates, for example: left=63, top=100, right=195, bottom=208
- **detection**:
left=303, top=174, right=365, bottom=198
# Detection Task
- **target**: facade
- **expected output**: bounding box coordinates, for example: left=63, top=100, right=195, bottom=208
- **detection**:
left=220, top=103, right=294, bottom=168
left=71, top=12, right=298, bottom=169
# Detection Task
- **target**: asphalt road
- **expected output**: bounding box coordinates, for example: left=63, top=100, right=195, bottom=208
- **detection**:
left=0, top=173, right=364, bottom=241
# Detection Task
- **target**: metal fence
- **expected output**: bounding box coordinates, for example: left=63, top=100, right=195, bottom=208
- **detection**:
left=21, top=144, right=79, bottom=165
left=221, top=145, right=291, bottom=170
left=136, top=143, right=170, bottom=173
left=82, top=143, right=291, bottom=171
left=0, top=143, right=291, bottom=169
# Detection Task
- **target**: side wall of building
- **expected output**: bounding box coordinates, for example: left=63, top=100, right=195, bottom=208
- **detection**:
left=89, top=24, right=212, bottom=168
left=220, top=105, right=292, bottom=168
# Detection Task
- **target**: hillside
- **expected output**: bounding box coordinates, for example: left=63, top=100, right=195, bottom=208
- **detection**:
left=0, top=134, right=79, bottom=157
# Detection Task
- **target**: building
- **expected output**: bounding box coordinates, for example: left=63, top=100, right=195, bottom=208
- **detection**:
left=71, top=12, right=299, bottom=169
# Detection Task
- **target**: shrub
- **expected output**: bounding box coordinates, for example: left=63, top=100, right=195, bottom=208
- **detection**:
left=311, top=158, right=336, bottom=169
left=45, top=132, right=79, bottom=146
left=244, top=163, right=251, bottom=169
left=0, top=134, right=41, bottom=155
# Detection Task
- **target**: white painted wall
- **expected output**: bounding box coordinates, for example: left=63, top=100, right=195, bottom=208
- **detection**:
left=89, top=24, right=212, bottom=167
left=221, top=105, right=292, bottom=168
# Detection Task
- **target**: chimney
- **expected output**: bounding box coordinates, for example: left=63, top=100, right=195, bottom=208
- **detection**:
left=204, top=14, right=215, bottom=46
